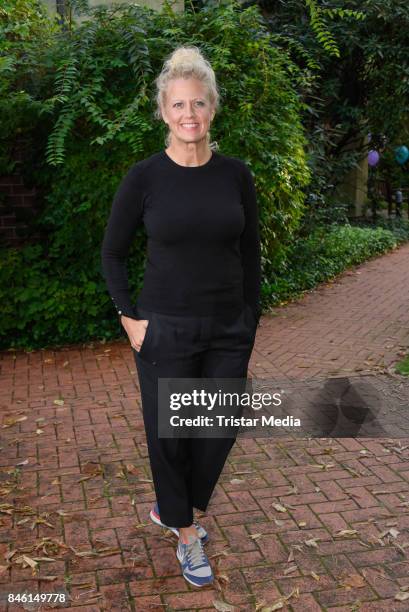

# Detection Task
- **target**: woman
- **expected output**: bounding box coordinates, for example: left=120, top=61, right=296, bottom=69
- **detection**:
left=101, top=45, right=261, bottom=587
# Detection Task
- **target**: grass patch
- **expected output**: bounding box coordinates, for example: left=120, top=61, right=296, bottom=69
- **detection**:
left=395, top=355, right=409, bottom=376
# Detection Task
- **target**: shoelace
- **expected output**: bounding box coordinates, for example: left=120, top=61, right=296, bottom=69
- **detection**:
left=185, top=537, right=206, bottom=568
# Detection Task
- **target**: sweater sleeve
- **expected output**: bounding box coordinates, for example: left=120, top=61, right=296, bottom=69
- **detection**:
left=100, top=164, right=144, bottom=321
left=239, top=162, right=262, bottom=325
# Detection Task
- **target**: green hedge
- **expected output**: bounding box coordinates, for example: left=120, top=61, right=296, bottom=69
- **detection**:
left=263, top=223, right=404, bottom=306
left=2, top=221, right=405, bottom=350
left=0, top=0, right=310, bottom=350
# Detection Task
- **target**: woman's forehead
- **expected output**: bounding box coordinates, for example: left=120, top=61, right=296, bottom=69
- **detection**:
left=166, top=77, right=209, bottom=98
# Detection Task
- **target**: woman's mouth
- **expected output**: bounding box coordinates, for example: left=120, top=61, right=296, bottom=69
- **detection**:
left=180, top=123, right=199, bottom=130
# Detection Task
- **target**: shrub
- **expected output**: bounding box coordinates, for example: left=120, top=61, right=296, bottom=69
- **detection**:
left=0, top=0, right=309, bottom=349
left=263, top=223, right=398, bottom=306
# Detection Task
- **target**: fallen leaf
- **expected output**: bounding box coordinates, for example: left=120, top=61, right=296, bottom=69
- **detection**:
left=233, top=470, right=254, bottom=475
left=213, top=600, right=236, bottom=612
left=342, top=465, right=360, bottom=477
left=291, top=544, right=303, bottom=553
left=272, top=503, right=287, bottom=513
left=125, top=463, right=139, bottom=475
left=30, top=517, right=54, bottom=530
left=2, top=416, right=27, bottom=428
left=287, top=550, right=294, bottom=563
left=261, top=602, right=283, bottom=612
left=334, top=529, right=358, bottom=538
left=260, top=588, right=299, bottom=611
left=340, top=573, right=366, bottom=589
left=393, top=542, right=407, bottom=556
left=395, top=592, right=409, bottom=601
left=209, top=551, right=229, bottom=560
left=304, top=539, right=319, bottom=549
left=15, top=554, right=38, bottom=572
left=379, top=527, right=400, bottom=539
left=95, top=548, right=121, bottom=557
left=215, top=572, right=229, bottom=587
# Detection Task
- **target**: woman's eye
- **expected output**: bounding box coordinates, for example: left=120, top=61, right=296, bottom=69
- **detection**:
left=173, top=101, right=205, bottom=107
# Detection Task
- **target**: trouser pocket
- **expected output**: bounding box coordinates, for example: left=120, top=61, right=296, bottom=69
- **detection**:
left=134, top=309, right=157, bottom=365
left=134, top=308, right=183, bottom=365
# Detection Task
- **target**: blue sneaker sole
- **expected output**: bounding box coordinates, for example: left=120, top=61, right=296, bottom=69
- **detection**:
left=176, top=547, right=214, bottom=587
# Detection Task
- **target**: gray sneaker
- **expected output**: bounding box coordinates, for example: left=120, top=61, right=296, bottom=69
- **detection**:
left=150, top=502, right=209, bottom=544
left=176, top=534, right=214, bottom=587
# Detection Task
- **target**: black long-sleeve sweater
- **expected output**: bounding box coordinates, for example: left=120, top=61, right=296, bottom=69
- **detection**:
left=100, top=149, right=261, bottom=323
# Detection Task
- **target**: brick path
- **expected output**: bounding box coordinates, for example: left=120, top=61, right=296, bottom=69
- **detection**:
left=1, top=243, right=409, bottom=611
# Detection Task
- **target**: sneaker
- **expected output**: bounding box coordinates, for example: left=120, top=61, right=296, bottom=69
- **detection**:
left=176, top=533, right=214, bottom=587
left=149, top=502, right=209, bottom=544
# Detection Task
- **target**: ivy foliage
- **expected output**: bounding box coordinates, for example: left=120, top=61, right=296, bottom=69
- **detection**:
left=257, top=0, right=409, bottom=220
left=0, top=0, right=310, bottom=350
left=0, top=0, right=59, bottom=173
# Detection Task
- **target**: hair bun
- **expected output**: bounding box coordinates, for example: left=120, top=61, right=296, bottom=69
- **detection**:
left=168, top=47, right=202, bottom=70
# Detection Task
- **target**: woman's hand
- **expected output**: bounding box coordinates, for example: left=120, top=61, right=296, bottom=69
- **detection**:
left=120, top=316, right=149, bottom=351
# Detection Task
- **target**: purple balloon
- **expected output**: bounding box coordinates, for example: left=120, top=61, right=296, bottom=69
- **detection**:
left=368, top=150, right=380, bottom=166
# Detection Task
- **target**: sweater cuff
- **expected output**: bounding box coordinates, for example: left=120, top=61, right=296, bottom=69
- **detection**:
left=117, top=312, right=140, bottom=326
left=110, top=296, right=139, bottom=320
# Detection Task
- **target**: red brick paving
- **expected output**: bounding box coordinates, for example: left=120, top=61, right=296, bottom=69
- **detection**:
left=1, top=243, right=409, bottom=610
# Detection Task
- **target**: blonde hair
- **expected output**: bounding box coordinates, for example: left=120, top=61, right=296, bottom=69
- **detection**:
left=154, top=45, right=220, bottom=150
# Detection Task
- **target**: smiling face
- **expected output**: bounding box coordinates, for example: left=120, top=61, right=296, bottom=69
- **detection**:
left=160, top=77, right=215, bottom=146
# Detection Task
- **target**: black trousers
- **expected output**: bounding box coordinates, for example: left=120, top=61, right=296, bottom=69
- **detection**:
left=133, top=304, right=257, bottom=528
